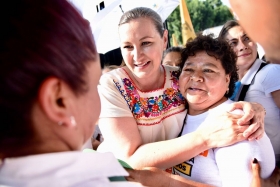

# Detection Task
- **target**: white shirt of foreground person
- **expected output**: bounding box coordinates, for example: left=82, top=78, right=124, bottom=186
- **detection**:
left=0, top=151, right=143, bottom=187
left=172, top=100, right=275, bottom=187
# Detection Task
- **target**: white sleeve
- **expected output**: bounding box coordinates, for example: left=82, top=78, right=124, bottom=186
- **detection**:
left=98, top=73, right=133, bottom=118
left=214, top=133, right=275, bottom=187
left=261, top=65, right=280, bottom=96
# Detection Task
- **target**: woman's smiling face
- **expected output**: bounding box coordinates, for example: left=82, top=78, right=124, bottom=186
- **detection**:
left=118, top=17, right=167, bottom=79
left=225, top=26, right=258, bottom=70
left=179, top=51, right=230, bottom=115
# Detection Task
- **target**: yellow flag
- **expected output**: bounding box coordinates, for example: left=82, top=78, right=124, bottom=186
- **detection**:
left=172, top=34, right=178, bottom=47
left=180, top=0, right=196, bottom=45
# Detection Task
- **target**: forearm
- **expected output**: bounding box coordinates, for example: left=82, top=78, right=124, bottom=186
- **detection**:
left=169, top=174, right=214, bottom=187
left=126, top=131, right=208, bottom=169
left=126, top=167, right=214, bottom=187
left=99, top=112, right=247, bottom=169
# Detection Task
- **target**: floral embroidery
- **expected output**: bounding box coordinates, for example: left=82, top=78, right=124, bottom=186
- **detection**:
left=115, top=70, right=185, bottom=122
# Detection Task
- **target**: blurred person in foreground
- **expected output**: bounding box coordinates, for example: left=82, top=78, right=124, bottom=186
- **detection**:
left=0, top=0, right=143, bottom=186
left=162, top=46, right=183, bottom=67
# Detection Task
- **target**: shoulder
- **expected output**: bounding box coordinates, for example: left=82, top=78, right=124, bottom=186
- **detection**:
left=258, top=63, right=280, bottom=75
left=209, top=100, right=243, bottom=115
left=256, top=64, right=280, bottom=85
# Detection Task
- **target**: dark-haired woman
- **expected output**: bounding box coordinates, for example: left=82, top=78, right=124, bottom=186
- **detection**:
left=219, top=20, right=280, bottom=167
left=0, top=0, right=142, bottom=186
left=171, top=34, right=274, bottom=187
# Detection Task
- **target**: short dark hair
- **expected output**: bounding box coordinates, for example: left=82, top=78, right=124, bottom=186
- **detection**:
left=119, top=7, right=165, bottom=37
left=180, top=34, right=238, bottom=98
left=219, top=20, right=260, bottom=59
left=163, top=46, right=184, bottom=60
left=0, top=0, right=97, bottom=154
left=218, top=20, right=240, bottom=39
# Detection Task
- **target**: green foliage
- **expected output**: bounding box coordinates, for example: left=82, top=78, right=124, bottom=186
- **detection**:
left=167, top=0, right=233, bottom=45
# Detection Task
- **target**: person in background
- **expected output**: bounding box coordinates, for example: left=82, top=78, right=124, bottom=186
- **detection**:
left=162, top=46, right=183, bottom=67
left=219, top=20, right=280, bottom=167
left=102, top=60, right=126, bottom=74
left=218, top=20, right=260, bottom=100
left=91, top=122, right=103, bottom=150
left=225, top=1, right=280, bottom=185
left=229, top=0, right=280, bottom=65
left=0, top=0, right=142, bottom=186
left=97, top=7, right=265, bottom=170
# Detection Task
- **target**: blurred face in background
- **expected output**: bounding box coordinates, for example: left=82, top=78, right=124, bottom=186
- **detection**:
left=162, top=51, right=181, bottom=67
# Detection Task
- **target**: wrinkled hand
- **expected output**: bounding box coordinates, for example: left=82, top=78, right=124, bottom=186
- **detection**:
left=197, top=111, right=248, bottom=148
left=228, top=102, right=265, bottom=140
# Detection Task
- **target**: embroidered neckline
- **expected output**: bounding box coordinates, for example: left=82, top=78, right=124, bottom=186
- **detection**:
left=113, top=68, right=186, bottom=126
left=121, top=65, right=166, bottom=93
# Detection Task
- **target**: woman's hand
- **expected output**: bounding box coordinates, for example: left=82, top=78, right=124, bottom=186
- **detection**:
left=251, top=158, right=280, bottom=187
left=126, top=167, right=213, bottom=187
left=126, top=167, right=171, bottom=187
left=197, top=101, right=265, bottom=149
left=228, top=101, right=265, bottom=140
left=251, top=158, right=262, bottom=187
left=196, top=111, right=248, bottom=148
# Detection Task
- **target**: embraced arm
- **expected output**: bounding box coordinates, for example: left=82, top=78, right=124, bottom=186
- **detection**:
left=98, top=113, right=248, bottom=169
left=126, top=167, right=213, bottom=187
left=126, top=162, right=278, bottom=187
left=97, top=74, right=265, bottom=169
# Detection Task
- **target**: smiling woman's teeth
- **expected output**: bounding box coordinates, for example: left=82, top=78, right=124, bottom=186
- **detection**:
left=135, top=62, right=149, bottom=67
left=190, top=88, right=201, bottom=91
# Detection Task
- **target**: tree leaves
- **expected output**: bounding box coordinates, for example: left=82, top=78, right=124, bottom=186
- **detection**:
left=167, top=0, right=233, bottom=45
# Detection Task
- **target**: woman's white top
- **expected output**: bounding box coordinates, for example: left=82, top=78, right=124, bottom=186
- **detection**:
left=172, top=99, right=275, bottom=187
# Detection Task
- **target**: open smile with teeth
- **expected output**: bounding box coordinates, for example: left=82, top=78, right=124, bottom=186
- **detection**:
left=135, top=61, right=150, bottom=67
left=189, top=87, right=203, bottom=91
